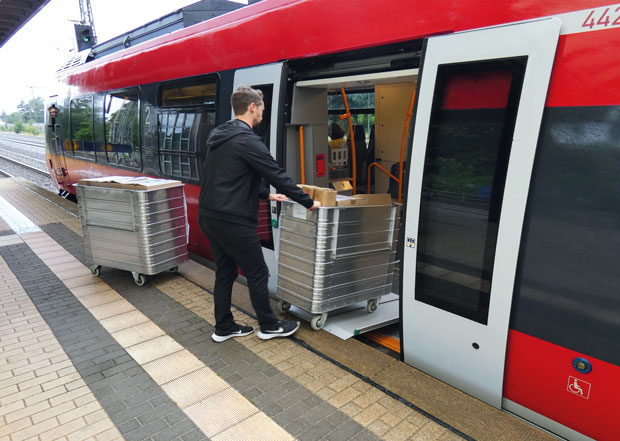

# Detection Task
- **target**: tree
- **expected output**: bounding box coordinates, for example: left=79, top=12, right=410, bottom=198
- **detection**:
left=16, top=97, right=44, bottom=123
left=14, top=120, right=24, bottom=134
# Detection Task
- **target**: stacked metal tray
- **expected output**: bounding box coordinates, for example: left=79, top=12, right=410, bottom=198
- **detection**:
left=276, top=200, right=398, bottom=330
left=75, top=181, right=188, bottom=285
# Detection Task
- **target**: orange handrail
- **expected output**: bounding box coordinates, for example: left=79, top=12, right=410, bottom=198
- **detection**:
left=367, top=162, right=398, bottom=194
left=366, top=86, right=416, bottom=203
left=299, top=125, right=305, bottom=184
left=338, top=88, right=356, bottom=195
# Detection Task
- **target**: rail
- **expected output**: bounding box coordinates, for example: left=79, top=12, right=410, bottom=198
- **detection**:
left=0, top=134, right=45, bottom=148
left=0, top=153, right=50, bottom=177
left=367, top=86, right=416, bottom=203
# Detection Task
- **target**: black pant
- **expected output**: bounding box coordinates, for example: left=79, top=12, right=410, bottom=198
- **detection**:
left=198, top=216, right=278, bottom=332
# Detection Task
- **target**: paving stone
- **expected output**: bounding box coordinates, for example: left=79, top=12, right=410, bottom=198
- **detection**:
left=0, top=239, right=208, bottom=441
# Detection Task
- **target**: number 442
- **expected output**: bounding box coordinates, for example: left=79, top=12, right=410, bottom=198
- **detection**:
left=582, top=7, right=620, bottom=29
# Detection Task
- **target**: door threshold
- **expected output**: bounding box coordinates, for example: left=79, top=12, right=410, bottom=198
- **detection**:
left=288, top=293, right=399, bottom=340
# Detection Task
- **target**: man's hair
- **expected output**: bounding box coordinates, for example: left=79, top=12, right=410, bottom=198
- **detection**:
left=231, top=86, right=263, bottom=116
left=48, top=104, right=58, bottom=112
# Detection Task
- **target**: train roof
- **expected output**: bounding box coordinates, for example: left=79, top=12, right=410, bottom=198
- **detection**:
left=60, top=0, right=612, bottom=92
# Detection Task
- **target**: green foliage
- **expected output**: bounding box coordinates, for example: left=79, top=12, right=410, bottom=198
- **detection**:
left=24, top=124, right=40, bottom=135
left=3, top=112, right=23, bottom=125
left=14, top=120, right=24, bottom=134
left=17, top=97, right=44, bottom=123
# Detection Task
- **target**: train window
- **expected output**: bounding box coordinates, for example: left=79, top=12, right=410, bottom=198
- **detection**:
left=415, top=58, right=527, bottom=325
left=512, top=106, right=620, bottom=366
left=160, top=81, right=216, bottom=107
left=104, top=89, right=141, bottom=169
left=157, top=75, right=218, bottom=182
left=158, top=110, right=215, bottom=181
left=70, top=96, right=95, bottom=160
left=328, top=90, right=375, bottom=140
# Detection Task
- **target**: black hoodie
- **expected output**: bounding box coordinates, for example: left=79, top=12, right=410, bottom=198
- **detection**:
left=198, top=119, right=314, bottom=227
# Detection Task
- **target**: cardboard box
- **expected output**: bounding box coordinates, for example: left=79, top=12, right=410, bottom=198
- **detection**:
left=77, top=176, right=183, bottom=190
left=336, top=193, right=393, bottom=207
left=314, top=187, right=337, bottom=207
left=297, top=184, right=337, bottom=207
left=297, top=184, right=315, bottom=198
left=331, top=179, right=352, bottom=192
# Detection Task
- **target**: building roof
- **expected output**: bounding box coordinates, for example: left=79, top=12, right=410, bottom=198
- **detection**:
left=0, top=0, right=50, bottom=49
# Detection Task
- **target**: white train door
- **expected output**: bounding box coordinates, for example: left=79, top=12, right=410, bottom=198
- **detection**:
left=401, top=19, right=560, bottom=407
left=233, top=63, right=286, bottom=294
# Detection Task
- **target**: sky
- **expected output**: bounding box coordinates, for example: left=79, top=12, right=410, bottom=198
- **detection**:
left=0, top=0, right=248, bottom=115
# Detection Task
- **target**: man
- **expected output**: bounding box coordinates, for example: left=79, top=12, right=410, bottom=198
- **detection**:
left=199, top=86, right=320, bottom=342
left=48, top=105, right=60, bottom=133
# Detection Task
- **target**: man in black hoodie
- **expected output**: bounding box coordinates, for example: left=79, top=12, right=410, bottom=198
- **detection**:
left=199, top=86, right=320, bottom=342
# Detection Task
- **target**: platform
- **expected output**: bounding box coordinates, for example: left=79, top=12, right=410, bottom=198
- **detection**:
left=0, top=177, right=557, bottom=441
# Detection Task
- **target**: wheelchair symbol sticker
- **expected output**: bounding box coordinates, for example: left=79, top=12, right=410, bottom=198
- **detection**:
left=567, top=376, right=591, bottom=399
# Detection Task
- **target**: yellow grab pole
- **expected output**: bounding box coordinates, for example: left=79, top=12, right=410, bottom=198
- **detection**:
left=299, top=125, right=306, bottom=184
left=339, top=88, right=356, bottom=195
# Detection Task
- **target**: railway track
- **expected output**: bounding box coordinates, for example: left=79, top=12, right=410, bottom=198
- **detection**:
left=0, top=134, right=55, bottom=192
left=0, top=133, right=45, bottom=148
left=0, top=153, right=50, bottom=176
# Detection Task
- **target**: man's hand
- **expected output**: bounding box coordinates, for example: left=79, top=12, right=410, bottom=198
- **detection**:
left=309, top=200, right=321, bottom=211
left=268, top=193, right=288, bottom=202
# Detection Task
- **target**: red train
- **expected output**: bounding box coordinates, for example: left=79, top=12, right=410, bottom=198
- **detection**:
left=45, top=1, right=620, bottom=439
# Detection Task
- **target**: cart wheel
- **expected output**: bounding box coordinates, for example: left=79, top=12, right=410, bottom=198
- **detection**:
left=133, top=273, right=146, bottom=286
left=311, top=313, right=328, bottom=330
left=168, top=266, right=179, bottom=274
left=367, top=298, right=380, bottom=313
left=90, top=265, right=101, bottom=277
left=276, top=300, right=291, bottom=314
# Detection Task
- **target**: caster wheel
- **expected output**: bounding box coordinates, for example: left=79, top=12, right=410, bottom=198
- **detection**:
left=367, top=298, right=380, bottom=313
left=168, top=266, right=179, bottom=274
left=133, top=273, right=146, bottom=286
left=311, top=313, right=328, bottom=330
left=276, top=300, right=291, bottom=314
left=90, top=265, right=101, bottom=276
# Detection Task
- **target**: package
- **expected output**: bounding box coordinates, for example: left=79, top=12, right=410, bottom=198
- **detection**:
left=297, top=184, right=337, bottom=207
left=78, top=176, right=182, bottom=190
left=331, top=179, right=352, bottom=192
left=297, top=184, right=315, bottom=198
left=336, top=193, right=392, bottom=206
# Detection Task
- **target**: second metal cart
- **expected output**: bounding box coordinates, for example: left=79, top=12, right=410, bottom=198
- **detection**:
left=76, top=178, right=189, bottom=286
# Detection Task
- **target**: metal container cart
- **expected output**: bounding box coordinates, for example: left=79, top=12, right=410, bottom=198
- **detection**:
left=75, top=179, right=188, bottom=286
left=276, top=200, right=398, bottom=330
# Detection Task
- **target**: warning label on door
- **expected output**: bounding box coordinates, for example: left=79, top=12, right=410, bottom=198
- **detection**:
left=567, top=376, right=591, bottom=399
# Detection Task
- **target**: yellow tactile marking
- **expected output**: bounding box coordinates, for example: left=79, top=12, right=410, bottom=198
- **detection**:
left=154, top=277, right=458, bottom=441
left=16, top=231, right=294, bottom=441
left=0, top=255, right=124, bottom=441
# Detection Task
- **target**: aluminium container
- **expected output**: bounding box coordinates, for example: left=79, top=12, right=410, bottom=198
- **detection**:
left=75, top=182, right=188, bottom=285
left=277, top=200, right=398, bottom=328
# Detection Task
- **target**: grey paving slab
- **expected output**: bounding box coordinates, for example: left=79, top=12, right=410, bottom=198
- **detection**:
left=43, top=222, right=383, bottom=441
left=0, top=241, right=209, bottom=441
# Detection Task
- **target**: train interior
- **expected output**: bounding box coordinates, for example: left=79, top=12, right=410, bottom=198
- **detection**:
left=281, top=66, right=420, bottom=352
